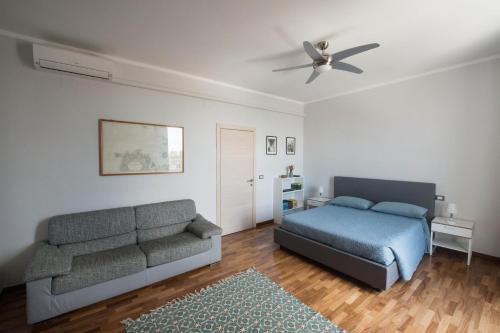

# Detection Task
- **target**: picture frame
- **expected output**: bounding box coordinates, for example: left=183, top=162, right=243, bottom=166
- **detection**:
left=99, top=119, right=184, bottom=175
left=266, top=136, right=277, bottom=155
left=286, top=137, right=296, bottom=155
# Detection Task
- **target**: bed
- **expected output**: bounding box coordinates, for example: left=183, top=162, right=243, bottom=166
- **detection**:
left=273, top=176, right=436, bottom=290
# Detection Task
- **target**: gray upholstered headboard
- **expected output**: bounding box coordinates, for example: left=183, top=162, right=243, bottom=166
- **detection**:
left=333, top=176, right=436, bottom=221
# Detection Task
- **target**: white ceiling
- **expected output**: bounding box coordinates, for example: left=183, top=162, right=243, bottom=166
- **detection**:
left=1, top=0, right=500, bottom=103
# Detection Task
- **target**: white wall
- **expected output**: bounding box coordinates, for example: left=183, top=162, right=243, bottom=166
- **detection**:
left=0, top=35, right=303, bottom=287
left=304, top=57, right=500, bottom=258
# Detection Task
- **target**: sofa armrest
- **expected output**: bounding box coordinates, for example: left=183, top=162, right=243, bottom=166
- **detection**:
left=24, top=241, right=72, bottom=282
left=187, top=214, right=223, bottom=239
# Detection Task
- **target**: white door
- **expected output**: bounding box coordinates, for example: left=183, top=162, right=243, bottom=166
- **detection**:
left=219, top=127, right=255, bottom=235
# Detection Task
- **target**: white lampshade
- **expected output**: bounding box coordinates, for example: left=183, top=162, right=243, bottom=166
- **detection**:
left=318, top=186, right=324, bottom=197
left=446, top=203, right=457, bottom=217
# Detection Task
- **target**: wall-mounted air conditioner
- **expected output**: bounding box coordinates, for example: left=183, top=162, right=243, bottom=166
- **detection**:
left=33, top=44, right=115, bottom=80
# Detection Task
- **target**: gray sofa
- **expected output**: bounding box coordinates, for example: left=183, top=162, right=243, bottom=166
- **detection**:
left=24, top=199, right=222, bottom=324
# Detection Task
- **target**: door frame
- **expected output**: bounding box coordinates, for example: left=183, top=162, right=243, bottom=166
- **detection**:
left=216, top=123, right=256, bottom=232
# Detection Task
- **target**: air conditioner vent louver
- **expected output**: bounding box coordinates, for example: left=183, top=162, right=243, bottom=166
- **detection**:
left=33, top=44, right=114, bottom=80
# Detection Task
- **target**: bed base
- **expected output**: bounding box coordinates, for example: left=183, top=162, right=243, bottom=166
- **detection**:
left=274, top=227, right=399, bottom=290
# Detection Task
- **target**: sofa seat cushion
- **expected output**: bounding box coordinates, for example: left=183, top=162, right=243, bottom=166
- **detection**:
left=51, top=245, right=146, bottom=295
left=139, top=232, right=212, bottom=267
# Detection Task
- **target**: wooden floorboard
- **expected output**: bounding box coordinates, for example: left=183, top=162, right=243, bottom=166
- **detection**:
left=0, top=223, right=499, bottom=332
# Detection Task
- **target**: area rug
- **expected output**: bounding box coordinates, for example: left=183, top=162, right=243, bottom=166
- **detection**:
left=123, top=268, right=345, bottom=333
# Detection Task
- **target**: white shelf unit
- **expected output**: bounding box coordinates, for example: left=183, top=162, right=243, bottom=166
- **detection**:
left=432, top=234, right=469, bottom=253
left=273, top=176, right=305, bottom=224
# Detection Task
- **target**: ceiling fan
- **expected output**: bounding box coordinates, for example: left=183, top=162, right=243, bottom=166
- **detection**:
left=272, top=40, right=380, bottom=84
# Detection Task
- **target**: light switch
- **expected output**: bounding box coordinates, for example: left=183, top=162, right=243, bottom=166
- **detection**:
left=435, top=195, right=445, bottom=201
left=258, top=175, right=264, bottom=179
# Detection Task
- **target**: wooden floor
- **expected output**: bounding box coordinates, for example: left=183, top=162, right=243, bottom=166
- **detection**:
left=1, top=223, right=499, bottom=333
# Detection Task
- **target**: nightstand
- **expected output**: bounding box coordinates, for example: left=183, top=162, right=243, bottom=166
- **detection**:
left=430, top=216, right=474, bottom=265
left=306, top=197, right=331, bottom=209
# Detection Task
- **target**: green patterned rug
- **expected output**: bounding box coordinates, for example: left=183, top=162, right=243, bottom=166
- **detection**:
left=123, top=268, right=346, bottom=333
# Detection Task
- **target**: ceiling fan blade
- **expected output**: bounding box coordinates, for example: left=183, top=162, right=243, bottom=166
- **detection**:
left=305, top=70, right=320, bottom=84
left=272, top=64, right=312, bottom=72
left=303, top=41, right=324, bottom=61
left=333, top=43, right=380, bottom=61
left=332, top=61, right=363, bottom=74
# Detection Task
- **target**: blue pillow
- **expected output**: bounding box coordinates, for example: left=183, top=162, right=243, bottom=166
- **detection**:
left=331, top=196, right=373, bottom=210
left=371, top=202, right=427, bottom=218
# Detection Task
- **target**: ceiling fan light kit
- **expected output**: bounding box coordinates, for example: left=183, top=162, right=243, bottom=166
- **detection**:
left=272, top=40, right=380, bottom=84
left=314, top=62, right=332, bottom=73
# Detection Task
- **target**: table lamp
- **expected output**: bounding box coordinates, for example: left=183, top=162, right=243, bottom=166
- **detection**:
left=446, top=203, right=457, bottom=222
left=318, top=186, right=324, bottom=197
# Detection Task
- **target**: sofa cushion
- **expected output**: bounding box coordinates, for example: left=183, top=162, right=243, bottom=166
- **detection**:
left=59, top=231, right=137, bottom=257
left=139, top=232, right=211, bottom=267
left=48, top=207, right=135, bottom=245
left=187, top=214, right=223, bottom=239
left=134, top=199, right=196, bottom=230
left=51, top=245, right=146, bottom=295
left=137, top=222, right=191, bottom=243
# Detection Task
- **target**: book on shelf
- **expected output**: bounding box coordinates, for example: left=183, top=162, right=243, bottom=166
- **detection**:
left=282, top=199, right=299, bottom=210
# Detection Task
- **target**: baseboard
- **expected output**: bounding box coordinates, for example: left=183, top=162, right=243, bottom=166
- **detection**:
left=473, top=251, right=500, bottom=262
left=436, top=248, right=499, bottom=262
left=256, top=219, right=274, bottom=228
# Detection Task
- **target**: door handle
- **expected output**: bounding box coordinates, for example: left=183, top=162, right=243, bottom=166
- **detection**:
left=246, top=179, right=254, bottom=183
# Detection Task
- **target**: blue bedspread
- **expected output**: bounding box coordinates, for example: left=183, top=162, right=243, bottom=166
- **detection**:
left=281, top=205, right=430, bottom=280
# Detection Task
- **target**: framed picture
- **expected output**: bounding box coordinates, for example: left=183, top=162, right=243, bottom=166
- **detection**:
left=286, top=137, right=296, bottom=155
left=99, top=119, right=184, bottom=175
left=266, top=136, right=277, bottom=155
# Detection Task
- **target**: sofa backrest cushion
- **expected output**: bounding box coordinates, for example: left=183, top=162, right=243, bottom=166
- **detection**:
left=48, top=207, right=135, bottom=245
left=137, top=222, right=191, bottom=243
left=59, top=231, right=137, bottom=257
left=135, top=200, right=196, bottom=241
left=134, top=199, right=196, bottom=230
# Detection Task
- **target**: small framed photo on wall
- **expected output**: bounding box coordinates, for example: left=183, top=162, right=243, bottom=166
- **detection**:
left=286, top=137, right=296, bottom=155
left=266, top=136, right=277, bottom=155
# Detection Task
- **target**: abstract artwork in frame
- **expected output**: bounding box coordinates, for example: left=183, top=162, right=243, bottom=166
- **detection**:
left=99, top=119, right=184, bottom=175
left=266, top=136, right=277, bottom=155
left=286, top=137, right=296, bottom=155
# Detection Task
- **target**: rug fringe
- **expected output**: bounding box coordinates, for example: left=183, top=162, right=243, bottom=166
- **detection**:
left=121, top=318, right=135, bottom=325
